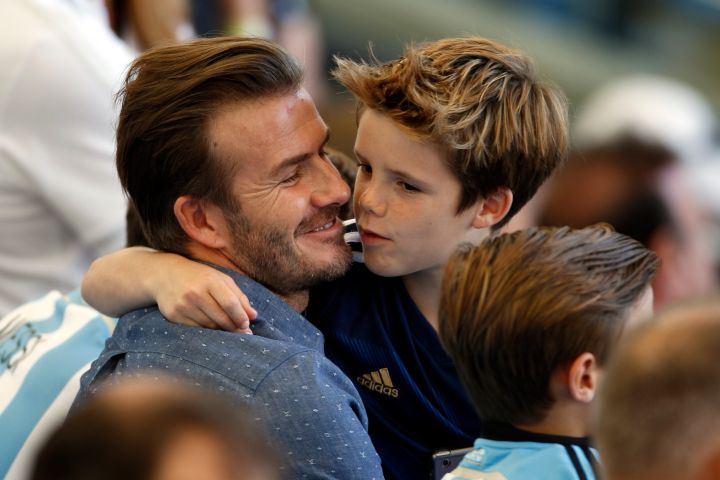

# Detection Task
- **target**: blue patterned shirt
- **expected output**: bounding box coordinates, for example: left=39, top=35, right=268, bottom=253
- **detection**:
left=74, top=265, right=383, bottom=480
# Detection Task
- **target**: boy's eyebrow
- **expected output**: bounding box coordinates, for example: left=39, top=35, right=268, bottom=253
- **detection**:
left=271, top=129, right=331, bottom=177
left=355, top=150, right=430, bottom=188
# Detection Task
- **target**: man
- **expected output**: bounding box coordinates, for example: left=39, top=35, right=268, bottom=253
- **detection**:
left=74, top=37, right=383, bottom=479
left=596, top=299, right=720, bottom=480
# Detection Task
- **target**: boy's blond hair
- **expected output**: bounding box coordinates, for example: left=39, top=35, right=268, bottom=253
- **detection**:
left=439, top=225, right=659, bottom=425
left=333, top=37, right=568, bottom=227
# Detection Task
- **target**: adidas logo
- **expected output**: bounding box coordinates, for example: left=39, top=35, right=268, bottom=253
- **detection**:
left=357, top=368, right=399, bottom=398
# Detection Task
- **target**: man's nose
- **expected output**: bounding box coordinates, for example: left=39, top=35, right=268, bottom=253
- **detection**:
left=311, top=156, right=352, bottom=208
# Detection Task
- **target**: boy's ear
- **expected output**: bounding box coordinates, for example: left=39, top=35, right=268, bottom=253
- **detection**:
left=566, top=352, right=600, bottom=404
left=471, top=188, right=514, bottom=229
left=173, top=195, right=230, bottom=249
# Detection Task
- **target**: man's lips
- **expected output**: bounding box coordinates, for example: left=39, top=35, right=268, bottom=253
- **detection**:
left=297, top=217, right=341, bottom=237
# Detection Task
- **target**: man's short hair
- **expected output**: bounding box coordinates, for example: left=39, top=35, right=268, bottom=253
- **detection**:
left=116, top=37, right=304, bottom=254
left=332, top=36, right=568, bottom=228
left=596, top=300, right=720, bottom=480
left=439, top=225, right=659, bottom=425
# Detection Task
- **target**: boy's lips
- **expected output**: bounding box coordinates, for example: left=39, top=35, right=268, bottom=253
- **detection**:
left=359, top=226, right=390, bottom=245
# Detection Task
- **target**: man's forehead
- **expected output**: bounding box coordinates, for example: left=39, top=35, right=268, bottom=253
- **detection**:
left=208, top=91, right=326, bottom=168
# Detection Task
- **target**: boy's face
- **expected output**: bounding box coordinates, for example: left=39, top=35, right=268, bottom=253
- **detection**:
left=353, top=109, right=484, bottom=278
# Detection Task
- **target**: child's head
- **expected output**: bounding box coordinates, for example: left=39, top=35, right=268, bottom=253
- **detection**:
left=597, top=300, right=720, bottom=480
left=333, top=36, right=568, bottom=228
left=439, top=225, right=658, bottom=429
left=32, top=376, right=279, bottom=480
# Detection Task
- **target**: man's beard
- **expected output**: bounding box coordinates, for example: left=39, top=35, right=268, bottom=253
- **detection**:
left=224, top=206, right=352, bottom=295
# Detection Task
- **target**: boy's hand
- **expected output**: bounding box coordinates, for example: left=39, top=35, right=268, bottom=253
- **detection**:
left=155, top=263, right=257, bottom=333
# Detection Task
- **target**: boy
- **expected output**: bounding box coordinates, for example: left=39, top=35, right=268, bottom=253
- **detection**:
left=438, top=225, right=658, bottom=479
left=82, top=36, right=568, bottom=479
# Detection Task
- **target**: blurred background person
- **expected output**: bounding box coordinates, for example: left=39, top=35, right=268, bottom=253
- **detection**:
left=536, top=75, right=719, bottom=308
left=0, top=0, right=198, bottom=318
left=0, top=0, right=132, bottom=316
left=596, top=299, right=720, bottom=480
left=0, top=205, right=147, bottom=480
left=0, top=4, right=198, bottom=471
left=107, top=0, right=196, bottom=51
left=190, top=0, right=328, bottom=103
left=31, top=376, right=280, bottom=480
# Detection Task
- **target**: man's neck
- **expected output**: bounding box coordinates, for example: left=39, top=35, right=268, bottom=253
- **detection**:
left=280, top=290, right=310, bottom=313
left=187, top=246, right=310, bottom=313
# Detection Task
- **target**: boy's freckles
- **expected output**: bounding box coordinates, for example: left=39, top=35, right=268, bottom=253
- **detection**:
left=352, top=108, right=485, bottom=278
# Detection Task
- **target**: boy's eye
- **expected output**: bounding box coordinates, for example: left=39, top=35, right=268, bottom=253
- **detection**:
left=400, top=181, right=421, bottom=192
left=358, top=163, right=372, bottom=174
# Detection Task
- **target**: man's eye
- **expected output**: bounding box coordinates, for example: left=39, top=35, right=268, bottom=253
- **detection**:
left=280, top=173, right=300, bottom=185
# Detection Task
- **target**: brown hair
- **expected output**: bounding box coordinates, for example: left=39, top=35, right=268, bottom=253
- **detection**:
left=116, top=37, right=303, bottom=254
left=125, top=202, right=149, bottom=248
left=333, top=37, right=568, bottom=228
left=597, top=300, right=720, bottom=480
left=439, top=225, right=659, bottom=425
left=32, top=377, right=279, bottom=480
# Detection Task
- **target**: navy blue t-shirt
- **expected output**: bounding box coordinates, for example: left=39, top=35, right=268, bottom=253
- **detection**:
left=308, top=262, right=482, bottom=480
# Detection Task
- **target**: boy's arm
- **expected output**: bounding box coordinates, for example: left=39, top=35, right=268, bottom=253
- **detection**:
left=255, top=350, right=384, bottom=480
left=81, top=247, right=255, bottom=332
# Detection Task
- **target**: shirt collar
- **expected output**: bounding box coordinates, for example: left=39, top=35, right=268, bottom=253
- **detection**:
left=207, top=263, right=325, bottom=352
left=479, top=422, right=591, bottom=448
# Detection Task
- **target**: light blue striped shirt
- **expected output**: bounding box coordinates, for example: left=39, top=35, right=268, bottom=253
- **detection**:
left=0, top=289, right=115, bottom=479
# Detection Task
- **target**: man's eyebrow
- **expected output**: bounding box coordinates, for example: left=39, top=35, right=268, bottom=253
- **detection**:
left=271, top=129, right=331, bottom=177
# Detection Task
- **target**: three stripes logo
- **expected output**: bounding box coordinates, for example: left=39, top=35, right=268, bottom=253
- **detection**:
left=357, top=368, right=399, bottom=398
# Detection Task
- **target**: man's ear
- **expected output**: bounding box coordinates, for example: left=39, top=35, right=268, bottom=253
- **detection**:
left=173, top=195, right=230, bottom=249
left=566, top=352, right=600, bottom=404
left=471, top=188, right=514, bottom=229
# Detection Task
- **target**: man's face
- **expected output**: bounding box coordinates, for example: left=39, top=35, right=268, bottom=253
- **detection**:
left=208, top=90, right=352, bottom=294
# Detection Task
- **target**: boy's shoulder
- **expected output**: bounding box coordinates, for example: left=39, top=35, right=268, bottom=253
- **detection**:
left=444, top=425, right=599, bottom=480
